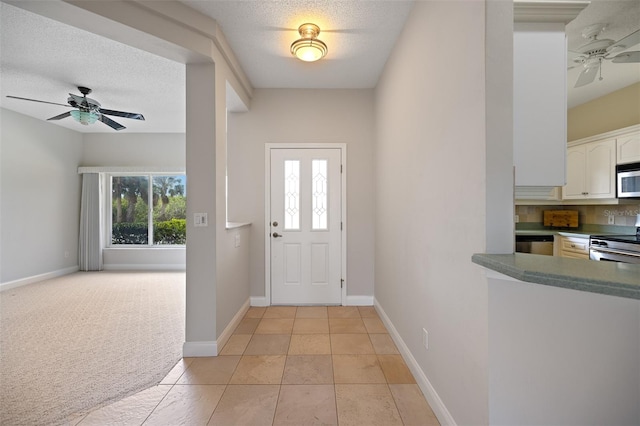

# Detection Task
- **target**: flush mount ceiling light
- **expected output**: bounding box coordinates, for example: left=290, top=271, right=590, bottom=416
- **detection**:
left=290, top=23, right=328, bottom=62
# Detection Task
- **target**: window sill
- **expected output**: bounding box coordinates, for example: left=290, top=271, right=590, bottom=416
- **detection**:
left=226, top=222, right=251, bottom=230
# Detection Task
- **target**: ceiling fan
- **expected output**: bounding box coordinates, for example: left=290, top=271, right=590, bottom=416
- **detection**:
left=6, top=86, right=145, bottom=130
left=569, top=24, right=640, bottom=88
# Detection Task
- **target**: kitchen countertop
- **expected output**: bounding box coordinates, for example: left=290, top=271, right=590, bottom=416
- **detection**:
left=472, top=253, right=640, bottom=300
left=515, top=224, right=636, bottom=238
left=515, top=222, right=636, bottom=238
left=515, top=229, right=620, bottom=238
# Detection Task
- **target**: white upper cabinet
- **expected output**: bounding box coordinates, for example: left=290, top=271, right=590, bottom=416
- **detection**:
left=513, top=22, right=567, bottom=186
left=512, top=1, right=588, bottom=187
left=617, top=132, right=640, bottom=164
left=564, top=145, right=587, bottom=198
left=563, top=139, right=616, bottom=199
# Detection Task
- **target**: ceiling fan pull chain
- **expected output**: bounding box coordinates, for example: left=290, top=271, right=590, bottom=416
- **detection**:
left=598, top=57, right=603, bottom=81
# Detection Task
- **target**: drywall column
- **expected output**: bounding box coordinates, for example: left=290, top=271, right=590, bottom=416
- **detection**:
left=485, top=0, right=514, bottom=254
left=184, top=62, right=218, bottom=356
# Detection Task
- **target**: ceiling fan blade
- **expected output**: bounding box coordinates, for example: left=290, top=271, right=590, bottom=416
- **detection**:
left=611, top=51, right=640, bottom=63
left=47, top=111, right=72, bottom=121
left=99, top=114, right=126, bottom=131
left=567, top=50, right=584, bottom=68
left=608, top=29, right=640, bottom=53
left=99, top=108, right=145, bottom=121
left=574, top=62, right=599, bottom=88
left=6, top=95, right=71, bottom=108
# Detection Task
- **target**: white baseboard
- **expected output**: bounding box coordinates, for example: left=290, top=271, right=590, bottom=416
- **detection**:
left=374, top=298, right=456, bottom=426
left=0, top=266, right=79, bottom=292
left=215, top=299, right=250, bottom=355
left=103, top=264, right=186, bottom=271
left=182, top=341, right=218, bottom=357
left=250, top=295, right=373, bottom=307
left=182, top=299, right=250, bottom=357
left=250, top=296, right=269, bottom=307
left=345, top=295, right=374, bottom=306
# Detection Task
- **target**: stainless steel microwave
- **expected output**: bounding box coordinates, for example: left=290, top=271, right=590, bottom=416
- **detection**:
left=617, top=163, right=640, bottom=198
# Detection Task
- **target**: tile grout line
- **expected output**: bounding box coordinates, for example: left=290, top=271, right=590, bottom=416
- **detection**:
left=140, top=382, right=176, bottom=425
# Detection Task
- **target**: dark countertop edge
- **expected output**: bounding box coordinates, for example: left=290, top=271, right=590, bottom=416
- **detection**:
left=472, top=253, right=640, bottom=300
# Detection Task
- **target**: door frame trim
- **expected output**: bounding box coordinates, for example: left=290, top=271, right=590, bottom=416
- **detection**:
left=264, top=143, right=347, bottom=306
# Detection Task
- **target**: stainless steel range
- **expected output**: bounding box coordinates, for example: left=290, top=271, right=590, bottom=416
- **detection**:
left=590, top=234, right=640, bottom=264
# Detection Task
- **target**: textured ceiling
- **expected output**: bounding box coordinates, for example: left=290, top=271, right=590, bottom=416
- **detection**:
left=0, top=2, right=186, bottom=133
left=0, top=0, right=638, bottom=133
left=181, top=0, right=414, bottom=88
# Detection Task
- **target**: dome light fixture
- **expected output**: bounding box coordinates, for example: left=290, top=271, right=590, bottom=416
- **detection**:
left=70, top=110, right=99, bottom=125
left=291, top=23, right=327, bottom=62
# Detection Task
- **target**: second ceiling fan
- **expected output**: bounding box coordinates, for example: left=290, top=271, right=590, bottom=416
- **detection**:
left=569, top=24, right=640, bottom=88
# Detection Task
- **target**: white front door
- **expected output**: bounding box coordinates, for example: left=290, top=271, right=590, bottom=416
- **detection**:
left=269, top=148, right=342, bottom=305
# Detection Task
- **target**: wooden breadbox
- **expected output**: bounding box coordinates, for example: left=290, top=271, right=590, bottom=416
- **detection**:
left=543, top=210, right=579, bottom=228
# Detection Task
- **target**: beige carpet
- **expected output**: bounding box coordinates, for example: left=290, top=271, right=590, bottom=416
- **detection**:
left=0, top=271, right=185, bottom=426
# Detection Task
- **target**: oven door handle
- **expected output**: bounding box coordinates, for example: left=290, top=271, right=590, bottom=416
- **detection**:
left=590, top=247, right=640, bottom=258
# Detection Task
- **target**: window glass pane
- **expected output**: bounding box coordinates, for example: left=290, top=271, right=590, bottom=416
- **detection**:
left=111, top=176, right=149, bottom=244
left=312, top=159, right=328, bottom=230
left=284, top=160, right=300, bottom=230
left=152, top=175, right=187, bottom=245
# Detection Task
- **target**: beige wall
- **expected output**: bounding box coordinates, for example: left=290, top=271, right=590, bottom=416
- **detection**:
left=373, top=1, right=513, bottom=423
left=568, top=82, right=640, bottom=141
left=1, top=109, right=83, bottom=284
left=227, top=89, right=376, bottom=301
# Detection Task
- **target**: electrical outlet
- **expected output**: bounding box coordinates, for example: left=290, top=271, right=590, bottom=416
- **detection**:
left=64, top=251, right=69, bottom=258
left=515, top=215, right=519, bottom=223
left=422, top=328, right=429, bottom=350
left=608, top=215, right=615, bottom=225
left=235, top=233, right=241, bottom=248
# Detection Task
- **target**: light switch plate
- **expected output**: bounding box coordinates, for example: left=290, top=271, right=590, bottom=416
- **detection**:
left=194, top=213, right=208, bottom=227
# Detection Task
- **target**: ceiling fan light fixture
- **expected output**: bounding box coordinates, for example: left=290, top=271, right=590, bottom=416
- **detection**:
left=291, top=23, right=327, bottom=62
left=71, top=109, right=99, bottom=125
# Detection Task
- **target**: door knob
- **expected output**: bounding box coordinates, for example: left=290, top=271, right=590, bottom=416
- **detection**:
left=272, top=221, right=278, bottom=227
left=272, top=232, right=283, bottom=238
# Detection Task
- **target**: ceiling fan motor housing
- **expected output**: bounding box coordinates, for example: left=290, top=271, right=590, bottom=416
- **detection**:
left=77, top=86, right=92, bottom=96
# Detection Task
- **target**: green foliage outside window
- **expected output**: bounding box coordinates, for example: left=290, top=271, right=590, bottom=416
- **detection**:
left=111, top=175, right=186, bottom=245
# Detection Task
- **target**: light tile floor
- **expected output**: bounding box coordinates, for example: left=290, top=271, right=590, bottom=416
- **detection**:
left=76, top=306, right=440, bottom=425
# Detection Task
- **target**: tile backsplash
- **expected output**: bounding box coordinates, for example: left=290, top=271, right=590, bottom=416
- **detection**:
left=515, top=204, right=640, bottom=226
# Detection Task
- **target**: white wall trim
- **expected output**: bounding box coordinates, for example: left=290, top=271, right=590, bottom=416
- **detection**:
left=182, top=299, right=250, bottom=357
left=215, top=299, right=250, bottom=354
left=183, top=341, right=217, bottom=357
left=374, top=298, right=457, bottom=426
left=103, top=264, right=186, bottom=271
left=0, top=266, right=79, bottom=292
left=264, top=143, right=348, bottom=307
left=250, top=297, right=269, bottom=307
left=345, top=295, right=374, bottom=306
left=78, top=166, right=185, bottom=174
left=514, top=1, right=588, bottom=24
left=568, top=123, right=640, bottom=146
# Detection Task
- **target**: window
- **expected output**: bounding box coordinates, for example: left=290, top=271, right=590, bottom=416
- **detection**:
left=110, top=174, right=186, bottom=246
